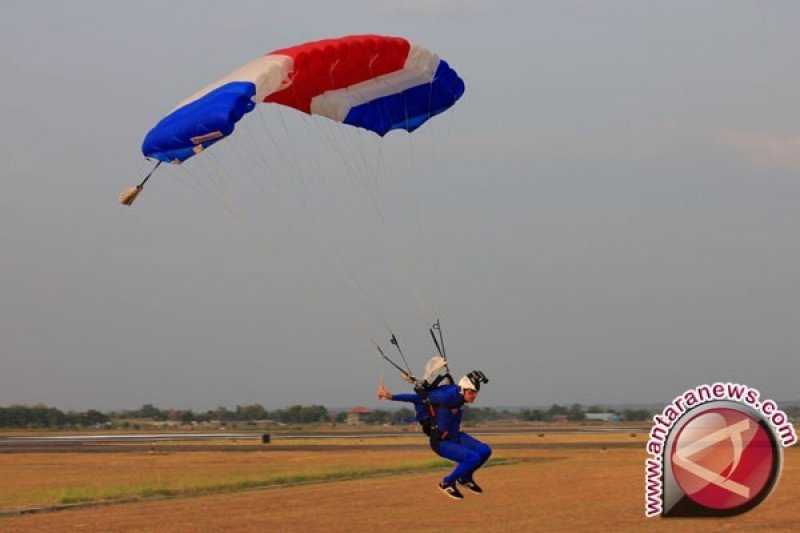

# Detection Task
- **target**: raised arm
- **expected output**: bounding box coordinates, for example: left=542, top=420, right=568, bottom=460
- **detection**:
left=377, top=382, right=421, bottom=404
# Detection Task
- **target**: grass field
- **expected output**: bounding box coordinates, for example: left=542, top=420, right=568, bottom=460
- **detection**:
left=0, top=431, right=797, bottom=532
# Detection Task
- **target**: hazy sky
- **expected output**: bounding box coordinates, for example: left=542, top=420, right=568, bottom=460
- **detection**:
left=2, top=1, right=800, bottom=411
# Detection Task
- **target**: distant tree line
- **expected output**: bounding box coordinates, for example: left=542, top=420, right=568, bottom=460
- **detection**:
left=0, top=403, right=334, bottom=429
left=516, top=404, right=652, bottom=422
left=111, top=404, right=332, bottom=425
left=0, top=404, right=109, bottom=429
left=0, top=402, right=658, bottom=429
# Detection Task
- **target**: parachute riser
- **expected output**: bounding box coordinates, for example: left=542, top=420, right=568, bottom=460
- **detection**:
left=389, top=333, right=413, bottom=376
left=118, top=160, right=162, bottom=206
left=430, top=319, right=449, bottom=373
left=378, top=322, right=453, bottom=387
left=376, top=345, right=416, bottom=384
left=137, top=160, right=162, bottom=188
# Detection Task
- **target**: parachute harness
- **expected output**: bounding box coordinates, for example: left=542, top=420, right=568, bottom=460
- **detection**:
left=376, top=319, right=457, bottom=437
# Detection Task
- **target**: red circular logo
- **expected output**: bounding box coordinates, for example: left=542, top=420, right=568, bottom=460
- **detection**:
left=671, top=407, right=776, bottom=510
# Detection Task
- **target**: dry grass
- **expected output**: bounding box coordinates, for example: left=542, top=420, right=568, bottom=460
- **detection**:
left=0, top=449, right=445, bottom=509
left=0, top=431, right=607, bottom=509
left=0, top=433, right=797, bottom=532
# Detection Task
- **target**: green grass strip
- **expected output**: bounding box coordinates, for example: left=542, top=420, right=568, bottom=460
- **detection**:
left=54, top=456, right=512, bottom=506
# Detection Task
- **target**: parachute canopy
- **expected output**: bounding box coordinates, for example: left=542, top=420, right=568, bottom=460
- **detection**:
left=142, top=35, right=465, bottom=163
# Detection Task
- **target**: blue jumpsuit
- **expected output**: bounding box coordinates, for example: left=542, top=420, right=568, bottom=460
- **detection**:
left=392, top=385, right=492, bottom=486
left=389, top=393, right=430, bottom=425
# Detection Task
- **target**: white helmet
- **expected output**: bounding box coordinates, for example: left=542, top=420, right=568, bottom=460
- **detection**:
left=459, top=370, right=489, bottom=392
left=458, top=375, right=477, bottom=391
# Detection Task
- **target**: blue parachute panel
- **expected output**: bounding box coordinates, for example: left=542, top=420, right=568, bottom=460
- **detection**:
left=142, top=82, right=257, bottom=163
left=343, top=60, right=465, bottom=136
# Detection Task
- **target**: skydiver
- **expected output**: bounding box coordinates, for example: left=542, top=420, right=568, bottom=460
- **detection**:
left=378, top=371, right=492, bottom=500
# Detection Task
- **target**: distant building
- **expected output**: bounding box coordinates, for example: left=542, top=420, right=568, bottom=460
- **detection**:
left=584, top=412, right=620, bottom=422
left=346, top=407, right=373, bottom=425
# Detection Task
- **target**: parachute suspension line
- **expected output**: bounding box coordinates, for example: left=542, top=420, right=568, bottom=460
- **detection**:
left=259, top=104, right=312, bottom=197
left=238, top=114, right=313, bottom=222
left=193, top=151, right=234, bottom=200
left=178, top=157, right=276, bottom=252
left=169, top=155, right=382, bottom=349
left=372, top=67, right=438, bottom=326
left=316, top=85, right=380, bottom=197
left=235, top=119, right=282, bottom=197
left=360, top=54, right=434, bottom=340
left=203, top=147, right=286, bottom=235
left=245, top=190, right=381, bottom=341
left=329, top=116, right=383, bottom=195
left=246, top=106, right=395, bottom=338
left=164, top=164, right=285, bottom=279
left=259, top=106, right=388, bottom=327
left=223, top=125, right=317, bottom=238
left=294, top=111, right=401, bottom=334
left=326, top=65, right=381, bottom=191
left=316, top=110, right=372, bottom=193
left=316, top=111, right=430, bottom=328
left=356, top=122, right=383, bottom=193
left=419, top=85, right=459, bottom=322
left=345, top=121, right=379, bottom=193
left=275, top=108, right=320, bottom=197
left=396, top=94, right=433, bottom=325
left=371, top=137, right=385, bottom=194
left=423, top=78, right=441, bottom=321
left=416, top=75, right=449, bottom=325
left=255, top=111, right=334, bottom=203
left=255, top=107, right=299, bottom=184
left=253, top=108, right=330, bottom=210
left=316, top=117, right=431, bottom=334
left=198, top=148, right=277, bottom=233
left=320, top=117, right=383, bottom=212
left=359, top=60, right=388, bottom=194
left=327, top=111, right=363, bottom=176
left=312, top=117, right=399, bottom=336
left=281, top=114, right=397, bottom=335
left=166, top=144, right=382, bottom=346
left=404, top=126, right=435, bottom=327
left=182, top=157, right=226, bottom=208
left=338, top=125, right=382, bottom=205
left=290, top=82, right=354, bottom=197
left=207, top=145, right=263, bottom=202
left=269, top=115, right=382, bottom=326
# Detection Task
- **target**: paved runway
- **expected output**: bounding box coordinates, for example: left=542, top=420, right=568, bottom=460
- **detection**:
left=0, top=426, right=647, bottom=453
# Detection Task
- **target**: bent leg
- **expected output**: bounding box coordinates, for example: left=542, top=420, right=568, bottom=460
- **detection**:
left=436, top=440, right=482, bottom=486
left=454, top=432, right=492, bottom=480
